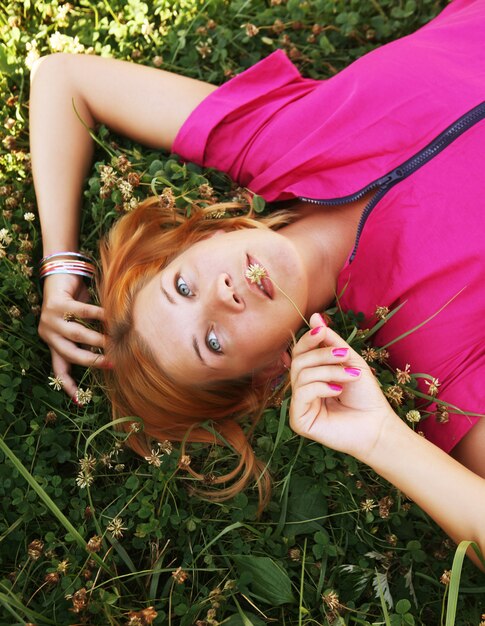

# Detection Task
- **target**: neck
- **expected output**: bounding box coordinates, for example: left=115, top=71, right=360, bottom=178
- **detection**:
left=280, top=193, right=372, bottom=316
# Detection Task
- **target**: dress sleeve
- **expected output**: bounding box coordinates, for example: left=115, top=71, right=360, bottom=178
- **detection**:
left=172, top=50, right=318, bottom=186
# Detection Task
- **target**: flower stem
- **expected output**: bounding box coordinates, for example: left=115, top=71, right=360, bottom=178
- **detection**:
left=268, top=277, right=310, bottom=328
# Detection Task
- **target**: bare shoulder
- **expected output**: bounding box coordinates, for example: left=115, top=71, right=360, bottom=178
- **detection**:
left=450, top=418, right=485, bottom=478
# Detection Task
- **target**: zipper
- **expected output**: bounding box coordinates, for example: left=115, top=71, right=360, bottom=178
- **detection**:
left=297, top=100, right=485, bottom=263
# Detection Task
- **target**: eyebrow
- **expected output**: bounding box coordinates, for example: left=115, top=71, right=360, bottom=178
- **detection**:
left=160, top=279, right=207, bottom=365
left=192, top=337, right=206, bottom=364
left=161, top=285, right=175, bottom=304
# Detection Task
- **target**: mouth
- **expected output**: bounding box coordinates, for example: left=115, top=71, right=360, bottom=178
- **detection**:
left=245, top=255, right=274, bottom=300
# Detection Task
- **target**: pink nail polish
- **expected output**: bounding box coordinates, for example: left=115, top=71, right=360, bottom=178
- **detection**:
left=310, top=326, right=323, bottom=336
left=344, top=367, right=361, bottom=377
left=332, top=348, right=349, bottom=357
left=72, top=395, right=79, bottom=405
left=328, top=383, right=343, bottom=392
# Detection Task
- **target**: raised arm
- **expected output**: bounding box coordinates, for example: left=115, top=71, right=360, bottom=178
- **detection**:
left=30, top=53, right=216, bottom=399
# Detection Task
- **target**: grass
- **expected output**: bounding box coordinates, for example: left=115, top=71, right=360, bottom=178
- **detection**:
left=1, top=0, right=484, bottom=624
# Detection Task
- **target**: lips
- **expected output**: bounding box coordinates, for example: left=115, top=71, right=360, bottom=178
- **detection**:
left=246, top=255, right=274, bottom=300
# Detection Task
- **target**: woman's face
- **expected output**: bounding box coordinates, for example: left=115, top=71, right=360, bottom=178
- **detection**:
left=133, top=227, right=309, bottom=385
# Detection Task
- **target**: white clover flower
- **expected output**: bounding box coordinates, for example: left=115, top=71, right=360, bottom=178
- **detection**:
left=145, top=449, right=163, bottom=467
left=245, top=263, right=266, bottom=285
left=0, top=228, right=12, bottom=246
left=75, top=470, right=94, bottom=489
left=117, top=179, right=133, bottom=201
left=76, top=387, right=93, bottom=405
left=79, top=455, right=97, bottom=473
left=107, top=516, right=127, bottom=539
left=24, top=212, right=35, bottom=222
left=48, top=375, right=64, bottom=391
left=25, top=40, right=40, bottom=70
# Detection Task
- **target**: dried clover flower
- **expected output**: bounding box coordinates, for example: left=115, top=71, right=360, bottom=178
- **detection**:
left=322, top=590, right=341, bottom=611
left=384, top=385, right=404, bottom=405
left=86, top=535, right=103, bottom=553
left=28, top=539, right=44, bottom=560
left=375, top=305, right=390, bottom=319
left=379, top=496, right=394, bottom=519
left=172, top=566, right=189, bottom=584
left=244, top=23, right=260, bottom=37
left=440, top=569, right=451, bottom=585
left=425, top=377, right=440, bottom=396
left=178, top=454, right=191, bottom=470
left=436, top=405, right=449, bottom=423
left=396, top=363, right=412, bottom=385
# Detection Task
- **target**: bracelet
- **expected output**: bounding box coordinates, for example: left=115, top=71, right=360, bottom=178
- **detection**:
left=40, top=251, right=94, bottom=264
left=39, top=251, right=96, bottom=281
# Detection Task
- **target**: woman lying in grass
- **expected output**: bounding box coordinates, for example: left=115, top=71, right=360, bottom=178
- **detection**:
left=30, top=0, right=485, bottom=568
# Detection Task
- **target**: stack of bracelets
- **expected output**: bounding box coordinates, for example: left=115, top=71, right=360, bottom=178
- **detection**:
left=39, top=251, right=96, bottom=280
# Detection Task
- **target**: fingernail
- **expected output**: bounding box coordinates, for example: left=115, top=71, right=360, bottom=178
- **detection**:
left=72, top=395, right=80, bottom=405
left=332, top=348, right=349, bottom=357
left=328, top=383, right=343, bottom=392
left=310, top=326, right=323, bottom=336
left=344, top=367, right=361, bottom=377
left=319, top=313, right=327, bottom=326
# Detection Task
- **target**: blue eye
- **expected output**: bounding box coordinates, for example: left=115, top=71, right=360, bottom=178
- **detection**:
left=176, top=276, right=193, bottom=297
left=207, top=329, right=222, bottom=354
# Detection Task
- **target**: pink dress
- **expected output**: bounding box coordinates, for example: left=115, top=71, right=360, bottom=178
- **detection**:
left=173, top=0, right=485, bottom=453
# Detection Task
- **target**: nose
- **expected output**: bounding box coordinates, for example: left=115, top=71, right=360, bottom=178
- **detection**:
left=211, top=273, right=244, bottom=311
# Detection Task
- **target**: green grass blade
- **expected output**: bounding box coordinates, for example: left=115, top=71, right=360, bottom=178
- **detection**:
left=445, top=540, right=485, bottom=626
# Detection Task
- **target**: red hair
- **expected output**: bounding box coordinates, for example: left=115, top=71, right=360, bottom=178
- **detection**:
left=98, top=196, right=292, bottom=509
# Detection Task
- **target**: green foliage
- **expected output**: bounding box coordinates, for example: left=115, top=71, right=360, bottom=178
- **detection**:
left=1, top=0, right=484, bottom=624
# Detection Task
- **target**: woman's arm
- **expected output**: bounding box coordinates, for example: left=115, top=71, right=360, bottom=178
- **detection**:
left=289, top=314, right=485, bottom=571
left=30, top=53, right=216, bottom=398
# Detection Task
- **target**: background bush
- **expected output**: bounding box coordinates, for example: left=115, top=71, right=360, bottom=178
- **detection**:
left=1, top=0, right=484, bottom=624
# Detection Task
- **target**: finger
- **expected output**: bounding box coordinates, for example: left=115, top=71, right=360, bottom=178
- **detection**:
left=294, top=364, right=362, bottom=388
left=51, top=336, right=112, bottom=369
left=292, top=314, right=366, bottom=366
left=69, top=301, right=105, bottom=322
left=290, top=345, right=352, bottom=386
left=290, top=381, right=342, bottom=433
left=62, top=321, right=106, bottom=349
left=51, top=350, right=79, bottom=401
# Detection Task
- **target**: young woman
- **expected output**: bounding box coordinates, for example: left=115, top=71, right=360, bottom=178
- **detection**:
left=30, top=0, right=485, bottom=567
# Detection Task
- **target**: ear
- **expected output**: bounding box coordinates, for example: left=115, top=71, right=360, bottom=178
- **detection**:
left=252, top=350, right=291, bottom=387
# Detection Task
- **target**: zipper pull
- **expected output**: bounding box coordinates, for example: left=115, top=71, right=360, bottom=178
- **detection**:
left=377, top=168, right=404, bottom=187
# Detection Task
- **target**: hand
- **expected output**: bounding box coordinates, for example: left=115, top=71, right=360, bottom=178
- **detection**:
left=289, top=313, right=398, bottom=463
left=38, top=273, right=109, bottom=399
